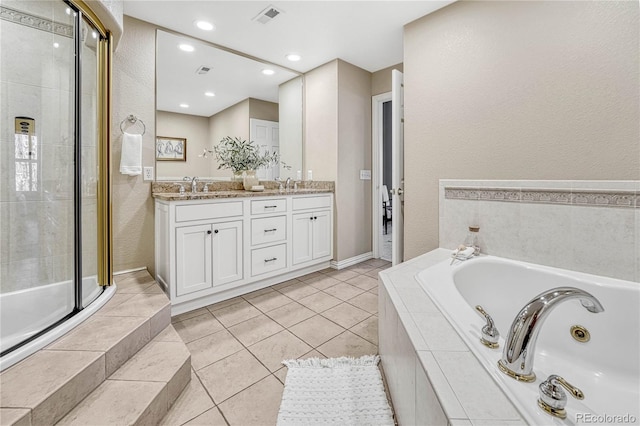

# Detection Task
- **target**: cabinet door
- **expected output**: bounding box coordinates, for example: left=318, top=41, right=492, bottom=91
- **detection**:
left=176, top=224, right=212, bottom=296
left=312, top=210, right=332, bottom=259
left=211, top=220, right=243, bottom=286
left=292, top=212, right=313, bottom=265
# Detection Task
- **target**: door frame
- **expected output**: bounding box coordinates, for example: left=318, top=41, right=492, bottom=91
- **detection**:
left=371, top=91, right=392, bottom=259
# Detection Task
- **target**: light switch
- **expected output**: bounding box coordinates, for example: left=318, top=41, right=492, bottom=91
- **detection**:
left=360, top=170, right=371, bottom=180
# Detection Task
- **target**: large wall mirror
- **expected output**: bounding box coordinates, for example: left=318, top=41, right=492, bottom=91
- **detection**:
left=155, top=29, right=303, bottom=181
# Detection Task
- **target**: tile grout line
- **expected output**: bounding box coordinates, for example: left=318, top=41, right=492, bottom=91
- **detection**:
left=169, top=264, right=388, bottom=423
left=188, top=367, right=231, bottom=426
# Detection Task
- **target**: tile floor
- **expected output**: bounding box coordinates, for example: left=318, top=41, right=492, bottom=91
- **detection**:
left=162, top=258, right=391, bottom=426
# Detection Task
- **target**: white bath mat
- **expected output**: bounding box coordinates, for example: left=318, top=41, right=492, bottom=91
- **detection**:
left=277, top=355, right=394, bottom=426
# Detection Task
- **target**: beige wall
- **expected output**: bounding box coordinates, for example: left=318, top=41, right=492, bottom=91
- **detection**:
left=304, top=61, right=339, bottom=181
left=111, top=16, right=156, bottom=274
left=249, top=98, right=279, bottom=122
left=156, top=111, right=210, bottom=179
left=403, top=1, right=640, bottom=260
left=371, top=63, right=403, bottom=96
left=336, top=60, right=373, bottom=262
left=279, top=76, right=303, bottom=179
left=303, top=59, right=373, bottom=262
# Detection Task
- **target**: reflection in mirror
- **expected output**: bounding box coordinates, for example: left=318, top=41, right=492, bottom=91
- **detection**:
left=155, top=30, right=303, bottom=181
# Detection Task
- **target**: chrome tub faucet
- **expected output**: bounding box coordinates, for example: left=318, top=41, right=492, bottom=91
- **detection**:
left=498, top=287, right=604, bottom=382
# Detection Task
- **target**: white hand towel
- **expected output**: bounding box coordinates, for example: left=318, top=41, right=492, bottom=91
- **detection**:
left=120, top=132, right=142, bottom=176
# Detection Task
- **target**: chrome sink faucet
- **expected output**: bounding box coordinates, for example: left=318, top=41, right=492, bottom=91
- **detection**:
left=498, top=287, right=604, bottom=382
left=285, top=177, right=292, bottom=192
left=183, top=176, right=198, bottom=193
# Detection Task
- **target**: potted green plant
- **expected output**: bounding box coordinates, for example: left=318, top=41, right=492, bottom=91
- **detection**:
left=204, top=136, right=279, bottom=190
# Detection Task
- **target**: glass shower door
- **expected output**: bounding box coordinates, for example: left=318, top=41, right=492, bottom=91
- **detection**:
left=0, top=0, right=106, bottom=356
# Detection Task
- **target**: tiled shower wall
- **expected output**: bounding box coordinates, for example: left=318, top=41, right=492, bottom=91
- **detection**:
left=0, top=1, right=98, bottom=293
left=439, top=180, right=639, bottom=282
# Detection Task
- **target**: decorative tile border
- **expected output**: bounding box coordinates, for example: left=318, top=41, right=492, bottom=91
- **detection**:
left=1, top=6, right=73, bottom=38
left=445, top=187, right=638, bottom=208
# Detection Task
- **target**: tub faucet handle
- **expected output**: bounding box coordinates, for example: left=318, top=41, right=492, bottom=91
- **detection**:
left=475, top=305, right=499, bottom=348
left=538, top=374, right=584, bottom=419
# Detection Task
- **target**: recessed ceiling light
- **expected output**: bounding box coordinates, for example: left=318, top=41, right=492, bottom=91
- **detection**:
left=92, top=31, right=97, bottom=39
left=262, top=69, right=275, bottom=76
left=286, top=53, right=301, bottom=62
left=53, top=42, right=60, bottom=48
left=178, top=44, right=194, bottom=52
left=204, top=92, right=215, bottom=97
left=179, top=103, right=189, bottom=108
left=195, top=20, right=215, bottom=31
left=65, top=7, right=71, bottom=14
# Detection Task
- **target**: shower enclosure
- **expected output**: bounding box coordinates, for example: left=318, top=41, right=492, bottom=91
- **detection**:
left=0, top=0, right=112, bottom=367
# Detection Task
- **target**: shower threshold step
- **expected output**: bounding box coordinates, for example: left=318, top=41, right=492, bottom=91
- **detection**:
left=0, top=270, right=188, bottom=426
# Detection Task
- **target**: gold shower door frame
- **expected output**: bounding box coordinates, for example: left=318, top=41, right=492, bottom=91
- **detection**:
left=72, top=0, right=113, bottom=287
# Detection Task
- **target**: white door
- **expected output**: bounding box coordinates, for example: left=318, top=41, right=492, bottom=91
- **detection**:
left=211, top=220, right=243, bottom=286
left=176, top=224, right=212, bottom=296
left=250, top=119, right=279, bottom=181
left=292, top=212, right=313, bottom=265
left=312, top=210, right=332, bottom=259
left=391, top=69, right=404, bottom=265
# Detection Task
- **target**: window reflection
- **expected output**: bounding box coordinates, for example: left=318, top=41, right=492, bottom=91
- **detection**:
left=14, top=133, right=38, bottom=192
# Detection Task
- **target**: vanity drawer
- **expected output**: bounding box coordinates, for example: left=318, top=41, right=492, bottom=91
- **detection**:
left=251, top=244, right=287, bottom=276
left=292, top=195, right=331, bottom=211
left=175, top=201, right=243, bottom=222
left=251, top=216, right=286, bottom=246
left=251, top=198, right=287, bottom=215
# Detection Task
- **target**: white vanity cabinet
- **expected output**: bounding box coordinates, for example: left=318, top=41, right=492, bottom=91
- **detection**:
left=291, top=195, right=333, bottom=265
left=175, top=220, right=243, bottom=296
left=155, top=192, right=333, bottom=314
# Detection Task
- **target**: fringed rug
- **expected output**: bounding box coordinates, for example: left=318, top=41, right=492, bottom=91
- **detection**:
left=276, top=355, right=394, bottom=426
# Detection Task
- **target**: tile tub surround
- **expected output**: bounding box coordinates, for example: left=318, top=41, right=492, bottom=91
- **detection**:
left=439, top=180, right=639, bottom=282
left=163, top=258, right=389, bottom=425
left=378, top=249, right=526, bottom=425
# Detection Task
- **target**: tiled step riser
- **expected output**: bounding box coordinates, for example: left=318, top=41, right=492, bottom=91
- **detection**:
left=57, top=327, right=191, bottom=425
left=0, top=271, right=174, bottom=426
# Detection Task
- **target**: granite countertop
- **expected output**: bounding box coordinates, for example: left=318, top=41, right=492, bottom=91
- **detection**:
left=152, top=188, right=333, bottom=201
left=151, top=180, right=335, bottom=201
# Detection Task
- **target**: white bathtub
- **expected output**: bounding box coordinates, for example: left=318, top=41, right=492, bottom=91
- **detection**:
left=0, top=277, right=115, bottom=371
left=416, top=256, right=639, bottom=425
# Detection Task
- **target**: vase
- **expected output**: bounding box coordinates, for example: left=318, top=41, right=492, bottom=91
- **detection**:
left=242, top=170, right=259, bottom=190
left=232, top=171, right=244, bottom=182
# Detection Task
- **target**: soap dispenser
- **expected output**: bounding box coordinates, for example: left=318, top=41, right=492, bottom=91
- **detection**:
left=464, top=226, right=480, bottom=256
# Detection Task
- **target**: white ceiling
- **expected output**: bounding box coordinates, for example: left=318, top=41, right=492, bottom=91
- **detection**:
left=125, top=1, right=455, bottom=117
left=124, top=1, right=454, bottom=73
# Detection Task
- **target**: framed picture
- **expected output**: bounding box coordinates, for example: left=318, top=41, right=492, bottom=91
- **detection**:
left=156, top=136, right=186, bottom=161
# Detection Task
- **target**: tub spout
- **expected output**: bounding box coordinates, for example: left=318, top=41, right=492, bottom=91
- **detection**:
left=498, top=287, right=604, bottom=382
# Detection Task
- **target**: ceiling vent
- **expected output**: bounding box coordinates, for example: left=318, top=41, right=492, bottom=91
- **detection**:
left=253, top=5, right=283, bottom=24
left=196, top=66, right=211, bottom=75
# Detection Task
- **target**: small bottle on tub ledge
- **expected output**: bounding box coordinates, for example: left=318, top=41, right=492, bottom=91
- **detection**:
left=464, top=225, right=480, bottom=256
left=450, top=225, right=480, bottom=264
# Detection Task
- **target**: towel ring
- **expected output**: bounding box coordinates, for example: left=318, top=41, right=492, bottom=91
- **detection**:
left=120, top=114, right=146, bottom=135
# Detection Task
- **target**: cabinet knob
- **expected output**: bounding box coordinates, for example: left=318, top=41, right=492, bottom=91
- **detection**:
left=214, top=229, right=219, bottom=233
left=207, top=230, right=212, bottom=235
left=309, top=217, right=313, bottom=221
left=314, top=216, right=317, bottom=220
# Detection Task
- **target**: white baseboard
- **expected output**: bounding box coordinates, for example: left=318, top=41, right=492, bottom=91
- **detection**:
left=113, top=266, right=148, bottom=276
left=330, top=252, right=373, bottom=270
